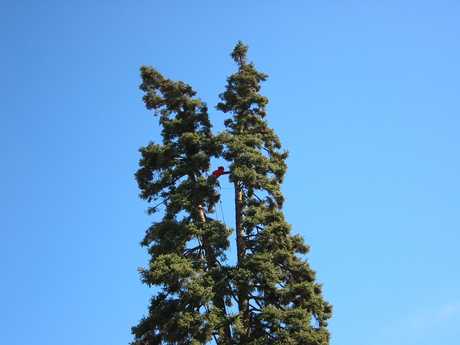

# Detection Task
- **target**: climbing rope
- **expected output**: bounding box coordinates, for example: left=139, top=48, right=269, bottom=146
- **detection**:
left=218, top=186, right=227, bottom=227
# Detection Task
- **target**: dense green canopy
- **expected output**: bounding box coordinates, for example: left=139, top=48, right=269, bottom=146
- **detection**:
left=131, top=42, right=332, bottom=345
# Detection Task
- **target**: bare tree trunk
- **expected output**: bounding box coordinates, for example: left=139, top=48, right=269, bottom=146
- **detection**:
left=197, top=204, right=207, bottom=223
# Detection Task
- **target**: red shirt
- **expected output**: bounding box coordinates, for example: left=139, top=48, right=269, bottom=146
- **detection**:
left=212, top=167, right=225, bottom=178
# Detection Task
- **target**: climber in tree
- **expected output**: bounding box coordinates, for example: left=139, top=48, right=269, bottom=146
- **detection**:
left=208, top=166, right=229, bottom=186
left=211, top=166, right=229, bottom=179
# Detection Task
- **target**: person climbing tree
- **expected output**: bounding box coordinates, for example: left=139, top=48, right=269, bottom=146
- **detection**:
left=211, top=166, right=228, bottom=179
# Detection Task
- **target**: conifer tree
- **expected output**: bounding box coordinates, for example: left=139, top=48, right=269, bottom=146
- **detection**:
left=132, top=42, right=332, bottom=345
left=216, top=42, right=332, bottom=345
left=131, top=67, right=232, bottom=345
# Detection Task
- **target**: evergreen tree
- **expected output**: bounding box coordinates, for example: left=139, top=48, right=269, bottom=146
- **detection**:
left=132, top=42, right=332, bottom=345
left=131, top=67, right=232, bottom=345
left=216, top=42, right=332, bottom=345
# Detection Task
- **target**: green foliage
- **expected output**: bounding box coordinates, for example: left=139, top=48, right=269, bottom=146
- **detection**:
left=215, top=41, right=332, bottom=344
left=131, top=42, right=332, bottom=345
left=131, top=67, right=230, bottom=345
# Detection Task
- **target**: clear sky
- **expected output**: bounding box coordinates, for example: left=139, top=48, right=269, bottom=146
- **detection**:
left=1, top=1, right=459, bottom=344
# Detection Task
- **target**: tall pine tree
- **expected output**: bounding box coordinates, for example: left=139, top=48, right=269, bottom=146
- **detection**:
left=132, top=67, right=232, bottom=345
left=217, top=42, right=332, bottom=345
left=132, top=42, right=332, bottom=345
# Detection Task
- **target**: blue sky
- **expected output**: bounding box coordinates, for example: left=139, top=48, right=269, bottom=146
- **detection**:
left=1, top=1, right=459, bottom=344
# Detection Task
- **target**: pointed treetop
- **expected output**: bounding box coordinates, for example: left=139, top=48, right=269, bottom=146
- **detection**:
left=231, top=40, right=248, bottom=65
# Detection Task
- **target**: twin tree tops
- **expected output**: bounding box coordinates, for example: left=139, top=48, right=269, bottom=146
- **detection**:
left=131, top=42, right=332, bottom=345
